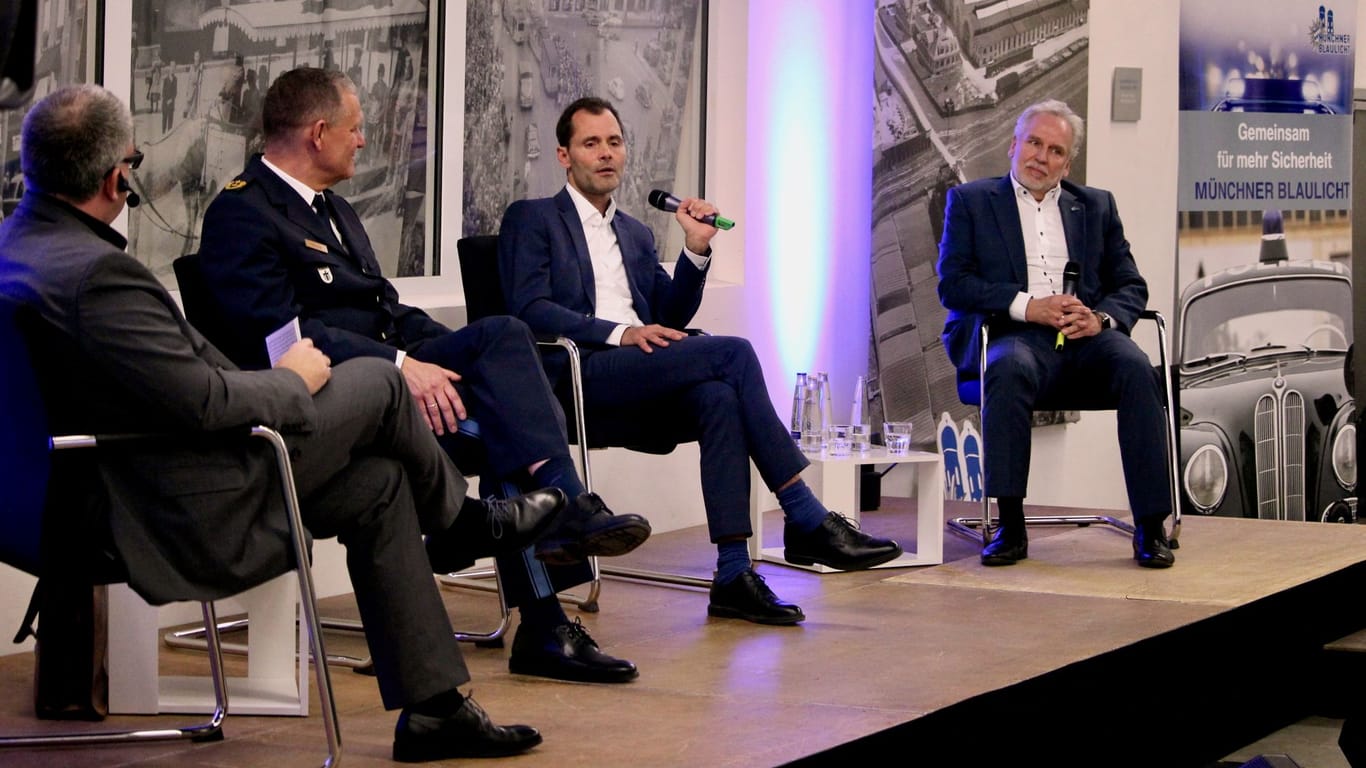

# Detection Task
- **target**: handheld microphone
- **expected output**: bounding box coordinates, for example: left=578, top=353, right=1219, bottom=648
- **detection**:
left=1054, top=261, right=1080, bottom=350
left=648, top=189, right=735, bottom=230
left=117, top=175, right=140, bottom=208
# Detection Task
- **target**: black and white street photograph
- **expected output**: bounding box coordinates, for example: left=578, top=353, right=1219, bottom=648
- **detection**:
left=126, top=0, right=436, bottom=285
left=0, top=0, right=89, bottom=225
left=461, top=0, right=705, bottom=254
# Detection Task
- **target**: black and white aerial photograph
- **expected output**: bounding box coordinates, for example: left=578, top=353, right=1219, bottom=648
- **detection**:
left=868, top=0, right=1090, bottom=460
left=461, top=0, right=705, bottom=256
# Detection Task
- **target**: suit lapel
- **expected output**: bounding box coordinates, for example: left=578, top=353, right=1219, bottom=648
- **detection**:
left=988, top=176, right=1027, bottom=285
left=1059, top=186, right=1086, bottom=267
left=324, top=190, right=386, bottom=277
left=555, top=189, right=597, bottom=311
left=610, top=215, right=653, bottom=324
left=251, top=157, right=366, bottom=274
left=320, top=190, right=353, bottom=257
left=253, top=158, right=342, bottom=256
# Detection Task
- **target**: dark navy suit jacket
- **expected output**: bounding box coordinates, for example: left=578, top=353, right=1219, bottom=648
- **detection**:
left=498, top=188, right=708, bottom=351
left=936, top=175, right=1148, bottom=386
left=198, top=154, right=448, bottom=370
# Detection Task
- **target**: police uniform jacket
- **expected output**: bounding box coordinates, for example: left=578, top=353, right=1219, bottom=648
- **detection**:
left=198, top=154, right=447, bottom=370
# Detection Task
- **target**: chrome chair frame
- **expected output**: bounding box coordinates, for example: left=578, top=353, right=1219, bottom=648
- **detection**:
left=167, top=562, right=515, bottom=666
left=945, top=310, right=1183, bottom=547
left=0, top=428, right=341, bottom=768
left=436, top=328, right=606, bottom=610
left=0, top=298, right=337, bottom=764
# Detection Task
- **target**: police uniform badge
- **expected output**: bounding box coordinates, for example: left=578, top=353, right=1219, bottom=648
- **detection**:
left=317, top=266, right=333, bottom=284
left=224, top=179, right=247, bottom=191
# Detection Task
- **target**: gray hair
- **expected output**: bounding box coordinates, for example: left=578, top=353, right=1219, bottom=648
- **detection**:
left=21, top=84, right=133, bottom=200
left=1014, top=99, right=1084, bottom=159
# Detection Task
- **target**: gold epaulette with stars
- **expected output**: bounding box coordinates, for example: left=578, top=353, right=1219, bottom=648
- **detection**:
left=224, top=179, right=248, bottom=191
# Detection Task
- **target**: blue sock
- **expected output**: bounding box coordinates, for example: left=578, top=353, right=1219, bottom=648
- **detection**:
left=518, top=596, right=569, bottom=634
left=479, top=476, right=524, bottom=502
left=777, top=480, right=829, bottom=533
left=530, top=456, right=586, bottom=499
left=715, top=540, right=750, bottom=585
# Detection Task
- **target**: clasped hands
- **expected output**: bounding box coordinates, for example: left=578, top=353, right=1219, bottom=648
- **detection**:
left=1025, top=294, right=1103, bottom=340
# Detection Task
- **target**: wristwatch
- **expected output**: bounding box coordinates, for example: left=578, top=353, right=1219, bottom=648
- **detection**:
left=1094, top=311, right=1112, bottom=331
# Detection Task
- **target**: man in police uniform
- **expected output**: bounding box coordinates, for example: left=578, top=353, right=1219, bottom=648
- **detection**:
left=197, top=67, right=648, bottom=685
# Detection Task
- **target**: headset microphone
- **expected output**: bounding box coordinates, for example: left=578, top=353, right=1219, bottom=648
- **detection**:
left=117, top=175, right=140, bottom=208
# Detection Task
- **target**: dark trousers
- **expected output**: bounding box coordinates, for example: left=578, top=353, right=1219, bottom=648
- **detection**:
left=574, top=335, right=808, bottom=542
left=408, top=316, right=593, bottom=606
left=288, top=358, right=470, bottom=710
left=982, top=324, right=1170, bottom=522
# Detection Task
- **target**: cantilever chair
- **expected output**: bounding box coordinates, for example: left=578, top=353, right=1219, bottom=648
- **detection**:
left=457, top=235, right=712, bottom=591
left=172, top=253, right=514, bottom=657
left=945, top=310, right=1183, bottom=548
left=0, top=298, right=340, bottom=767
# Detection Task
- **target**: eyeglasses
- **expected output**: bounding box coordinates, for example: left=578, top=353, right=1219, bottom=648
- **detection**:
left=105, top=149, right=143, bottom=177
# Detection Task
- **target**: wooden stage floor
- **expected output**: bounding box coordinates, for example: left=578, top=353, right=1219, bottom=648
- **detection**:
left=3, top=500, right=1366, bottom=767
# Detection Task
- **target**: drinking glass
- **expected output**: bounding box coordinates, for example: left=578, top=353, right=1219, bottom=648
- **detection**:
left=883, top=421, right=913, bottom=455
left=850, top=423, right=872, bottom=453
left=828, top=424, right=852, bottom=457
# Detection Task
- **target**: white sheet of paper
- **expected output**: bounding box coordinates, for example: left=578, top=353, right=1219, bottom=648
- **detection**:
left=266, top=317, right=301, bottom=368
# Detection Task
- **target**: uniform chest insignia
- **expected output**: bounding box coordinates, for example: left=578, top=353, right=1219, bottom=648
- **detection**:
left=317, top=266, right=333, bottom=284
left=304, top=238, right=329, bottom=253
left=224, top=179, right=247, bottom=190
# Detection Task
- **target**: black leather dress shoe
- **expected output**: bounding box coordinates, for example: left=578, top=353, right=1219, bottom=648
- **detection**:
left=783, top=512, right=903, bottom=570
left=1133, top=521, right=1175, bottom=569
left=426, top=488, right=567, bottom=574
left=509, top=617, right=638, bottom=683
left=393, top=695, right=541, bottom=762
left=708, top=570, right=805, bottom=625
left=980, top=526, right=1027, bottom=566
left=535, top=492, right=652, bottom=565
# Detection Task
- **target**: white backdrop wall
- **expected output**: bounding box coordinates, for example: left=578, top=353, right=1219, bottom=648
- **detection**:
left=4, top=0, right=1345, bottom=655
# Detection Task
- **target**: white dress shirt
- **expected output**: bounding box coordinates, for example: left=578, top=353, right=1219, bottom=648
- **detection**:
left=563, top=184, right=709, bottom=346
left=1006, top=172, right=1070, bottom=322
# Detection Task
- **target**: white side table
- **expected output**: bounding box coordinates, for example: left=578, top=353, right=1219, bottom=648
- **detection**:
left=751, top=446, right=944, bottom=571
left=107, top=573, right=309, bottom=716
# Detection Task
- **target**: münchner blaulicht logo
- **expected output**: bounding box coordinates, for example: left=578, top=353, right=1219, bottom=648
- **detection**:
left=1310, top=4, right=1353, bottom=54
